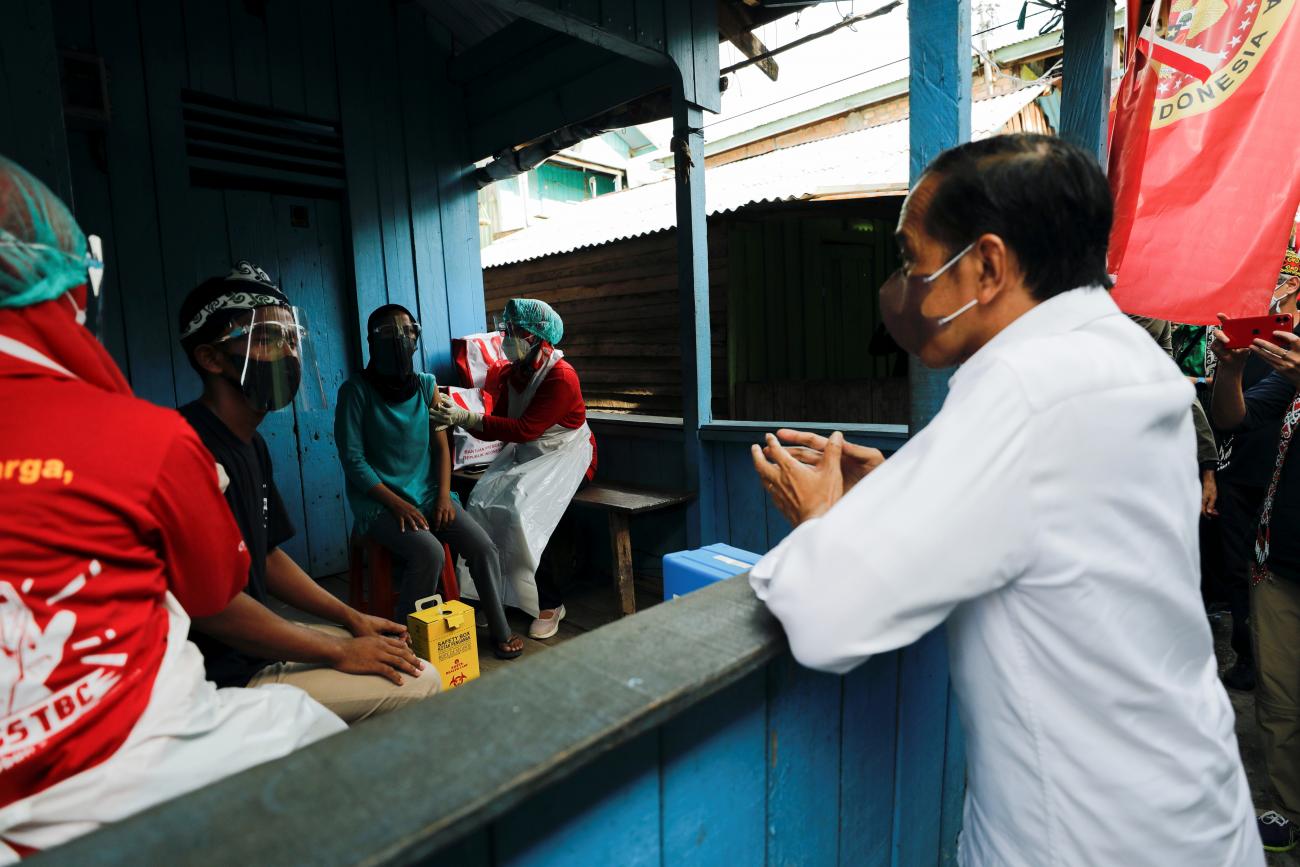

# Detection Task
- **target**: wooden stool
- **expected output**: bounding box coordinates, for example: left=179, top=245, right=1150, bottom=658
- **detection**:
left=349, top=536, right=459, bottom=619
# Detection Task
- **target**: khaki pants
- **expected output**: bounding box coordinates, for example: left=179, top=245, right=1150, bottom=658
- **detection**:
left=247, top=625, right=440, bottom=724
left=1252, top=574, right=1300, bottom=823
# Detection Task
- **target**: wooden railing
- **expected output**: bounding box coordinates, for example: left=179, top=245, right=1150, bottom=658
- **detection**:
left=34, top=574, right=963, bottom=866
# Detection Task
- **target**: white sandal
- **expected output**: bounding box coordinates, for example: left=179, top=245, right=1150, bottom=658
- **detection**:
left=528, top=605, right=566, bottom=640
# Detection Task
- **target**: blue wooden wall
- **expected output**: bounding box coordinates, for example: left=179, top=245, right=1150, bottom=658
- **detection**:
left=14, top=0, right=486, bottom=577
left=434, top=648, right=963, bottom=866
left=590, top=421, right=964, bottom=865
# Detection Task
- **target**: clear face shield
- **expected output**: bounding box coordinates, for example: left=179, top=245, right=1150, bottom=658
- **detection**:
left=367, top=314, right=422, bottom=378
left=493, top=313, right=537, bottom=362
left=213, top=305, right=327, bottom=412
left=83, top=234, right=104, bottom=335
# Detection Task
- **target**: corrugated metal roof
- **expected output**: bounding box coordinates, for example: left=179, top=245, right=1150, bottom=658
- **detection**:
left=482, top=84, right=1047, bottom=268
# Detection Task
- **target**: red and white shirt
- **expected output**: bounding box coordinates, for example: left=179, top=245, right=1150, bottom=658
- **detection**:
left=0, top=363, right=249, bottom=807
left=483, top=359, right=597, bottom=480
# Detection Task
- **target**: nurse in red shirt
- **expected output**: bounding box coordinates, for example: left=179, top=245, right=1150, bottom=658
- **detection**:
left=431, top=299, right=595, bottom=640
left=0, top=156, right=341, bottom=859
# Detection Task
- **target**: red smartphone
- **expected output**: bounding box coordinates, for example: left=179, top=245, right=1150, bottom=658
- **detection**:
left=1219, top=313, right=1295, bottom=348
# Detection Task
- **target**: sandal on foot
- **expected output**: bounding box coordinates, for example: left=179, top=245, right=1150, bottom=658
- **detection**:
left=492, top=635, right=524, bottom=660
left=529, top=605, right=566, bottom=640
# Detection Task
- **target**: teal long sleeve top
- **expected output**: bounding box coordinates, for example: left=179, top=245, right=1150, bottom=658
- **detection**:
left=334, top=372, right=456, bottom=535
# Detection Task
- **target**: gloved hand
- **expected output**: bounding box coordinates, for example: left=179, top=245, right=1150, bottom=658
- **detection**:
left=430, top=393, right=482, bottom=430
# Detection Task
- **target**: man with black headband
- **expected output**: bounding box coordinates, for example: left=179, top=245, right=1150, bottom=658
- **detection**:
left=177, top=266, right=440, bottom=722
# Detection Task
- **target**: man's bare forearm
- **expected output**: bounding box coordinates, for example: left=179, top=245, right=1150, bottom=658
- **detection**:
left=191, top=591, right=342, bottom=665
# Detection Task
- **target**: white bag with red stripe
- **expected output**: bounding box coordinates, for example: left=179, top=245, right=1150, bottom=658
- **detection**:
left=445, top=386, right=503, bottom=469
left=452, top=332, right=509, bottom=390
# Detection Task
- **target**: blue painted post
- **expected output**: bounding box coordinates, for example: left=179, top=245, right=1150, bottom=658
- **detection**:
left=907, top=0, right=971, bottom=433
left=902, top=3, right=970, bottom=865
left=673, top=92, right=716, bottom=548
left=1060, top=1, right=1116, bottom=163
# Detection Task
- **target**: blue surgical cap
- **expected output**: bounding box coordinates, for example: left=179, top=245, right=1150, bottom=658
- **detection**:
left=502, top=298, right=563, bottom=345
left=0, top=156, right=93, bottom=310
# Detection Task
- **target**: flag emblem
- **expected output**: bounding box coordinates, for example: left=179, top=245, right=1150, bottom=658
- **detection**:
left=1154, top=0, right=1295, bottom=128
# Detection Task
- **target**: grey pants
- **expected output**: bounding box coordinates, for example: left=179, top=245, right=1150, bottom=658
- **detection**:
left=366, top=498, right=512, bottom=645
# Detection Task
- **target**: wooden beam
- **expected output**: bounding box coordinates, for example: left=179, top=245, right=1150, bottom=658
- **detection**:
left=450, top=18, right=563, bottom=84
left=1060, top=0, right=1115, bottom=162
left=718, top=1, right=778, bottom=81
left=465, top=53, right=667, bottom=161
left=480, top=0, right=673, bottom=68
left=43, top=575, right=785, bottom=866
left=673, top=91, right=716, bottom=546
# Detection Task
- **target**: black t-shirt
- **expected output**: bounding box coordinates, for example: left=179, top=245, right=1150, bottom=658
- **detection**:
left=1232, top=371, right=1300, bottom=582
left=1218, top=354, right=1279, bottom=489
left=180, top=401, right=295, bottom=686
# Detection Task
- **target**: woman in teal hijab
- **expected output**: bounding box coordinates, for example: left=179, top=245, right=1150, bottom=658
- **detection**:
left=335, top=304, right=523, bottom=658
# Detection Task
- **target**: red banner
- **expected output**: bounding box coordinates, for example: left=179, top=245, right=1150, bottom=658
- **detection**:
left=1109, top=0, right=1300, bottom=325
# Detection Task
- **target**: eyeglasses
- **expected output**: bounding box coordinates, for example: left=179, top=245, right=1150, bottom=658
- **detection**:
left=217, top=320, right=305, bottom=353
left=372, top=322, right=421, bottom=340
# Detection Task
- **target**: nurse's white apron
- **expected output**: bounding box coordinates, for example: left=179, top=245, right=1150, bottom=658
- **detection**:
left=460, top=349, right=593, bottom=617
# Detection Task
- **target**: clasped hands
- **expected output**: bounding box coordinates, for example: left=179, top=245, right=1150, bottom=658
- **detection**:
left=750, top=429, right=885, bottom=527
left=428, top=393, right=481, bottom=430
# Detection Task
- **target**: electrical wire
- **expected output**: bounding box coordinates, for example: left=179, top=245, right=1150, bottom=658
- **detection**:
left=707, top=5, right=1058, bottom=129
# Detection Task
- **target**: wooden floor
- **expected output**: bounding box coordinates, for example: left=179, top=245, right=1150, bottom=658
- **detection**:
left=276, top=571, right=665, bottom=678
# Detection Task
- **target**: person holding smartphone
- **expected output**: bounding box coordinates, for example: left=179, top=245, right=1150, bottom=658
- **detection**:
left=1210, top=291, right=1300, bottom=854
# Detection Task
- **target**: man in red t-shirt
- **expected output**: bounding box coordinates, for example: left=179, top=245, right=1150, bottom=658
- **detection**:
left=0, top=157, right=342, bottom=858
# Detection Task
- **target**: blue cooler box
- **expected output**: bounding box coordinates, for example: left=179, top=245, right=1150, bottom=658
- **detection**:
left=663, top=543, right=760, bottom=600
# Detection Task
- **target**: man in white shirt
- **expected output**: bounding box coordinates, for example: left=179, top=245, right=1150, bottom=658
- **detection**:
left=750, top=134, right=1261, bottom=867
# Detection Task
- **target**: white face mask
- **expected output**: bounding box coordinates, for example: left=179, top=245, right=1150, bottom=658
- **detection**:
left=503, top=336, right=532, bottom=362
left=1272, top=282, right=1299, bottom=313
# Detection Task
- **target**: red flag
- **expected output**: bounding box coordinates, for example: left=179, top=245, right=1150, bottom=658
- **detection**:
left=1108, top=3, right=1162, bottom=275
left=1109, top=0, right=1300, bottom=325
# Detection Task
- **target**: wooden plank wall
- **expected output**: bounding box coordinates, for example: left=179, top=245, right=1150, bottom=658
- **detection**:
left=483, top=230, right=728, bottom=418
left=482, top=201, right=905, bottom=425
left=432, top=652, right=964, bottom=866
left=0, top=2, right=72, bottom=204
left=727, top=210, right=905, bottom=424
left=37, top=0, right=484, bottom=577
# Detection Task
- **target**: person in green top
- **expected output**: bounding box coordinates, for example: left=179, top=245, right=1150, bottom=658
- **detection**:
left=335, top=304, right=523, bottom=659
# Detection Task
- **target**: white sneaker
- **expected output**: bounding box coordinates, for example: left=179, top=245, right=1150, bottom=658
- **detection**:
left=529, top=605, right=566, bottom=640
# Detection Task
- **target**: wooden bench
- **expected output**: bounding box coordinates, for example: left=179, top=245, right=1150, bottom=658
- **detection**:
left=452, top=468, right=693, bottom=616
